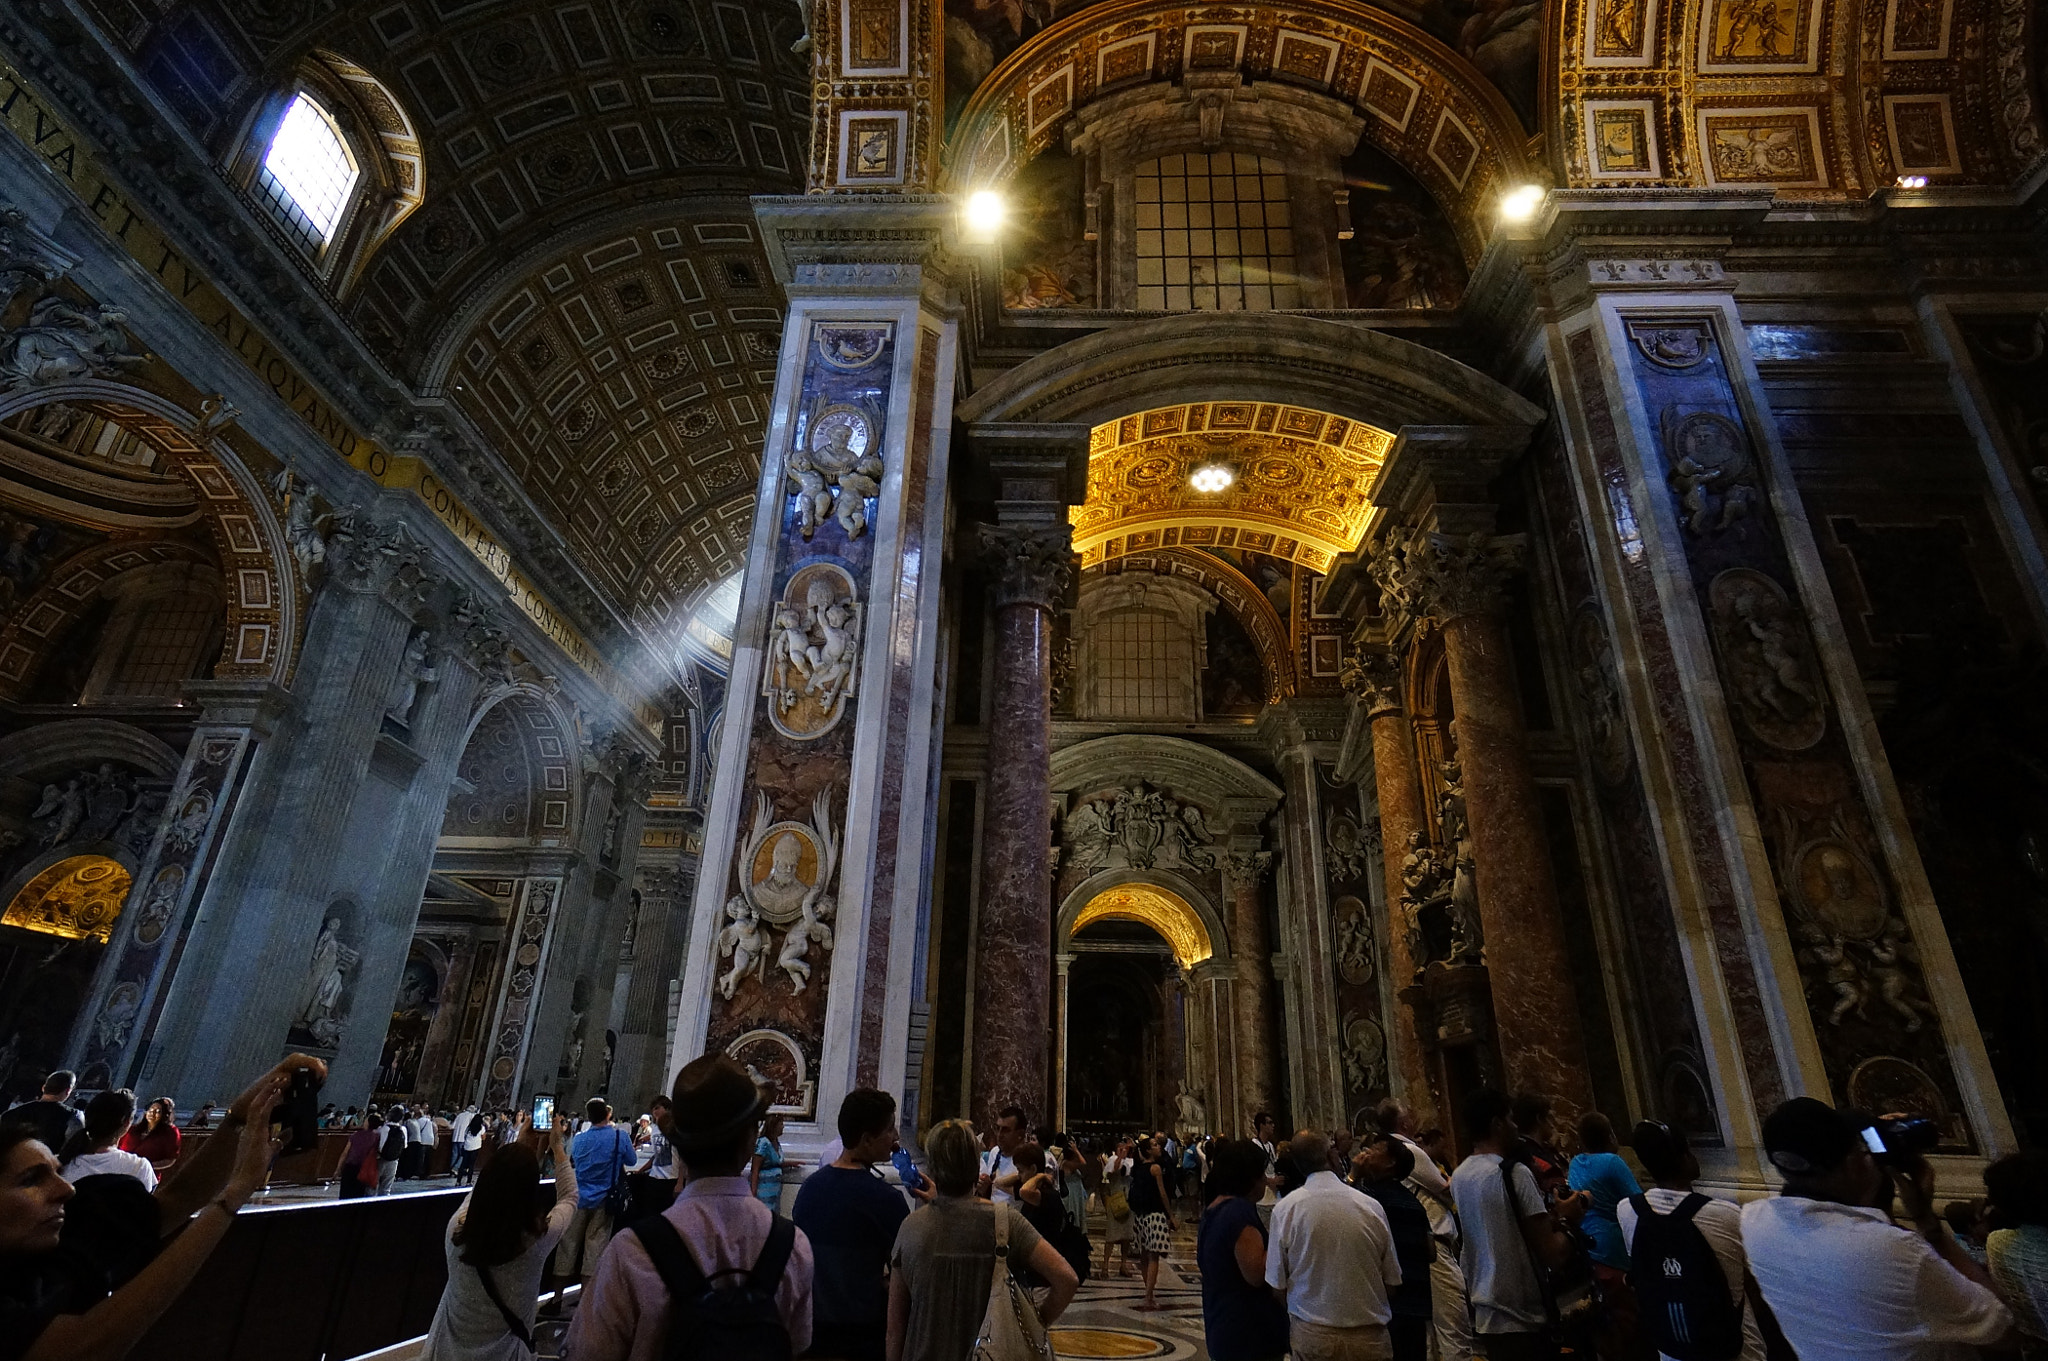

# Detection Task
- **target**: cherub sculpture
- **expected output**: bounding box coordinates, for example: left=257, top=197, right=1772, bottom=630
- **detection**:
left=716, top=895, right=770, bottom=999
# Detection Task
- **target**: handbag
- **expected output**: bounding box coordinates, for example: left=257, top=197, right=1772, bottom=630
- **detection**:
left=474, top=1263, right=536, bottom=1353
left=972, top=1203, right=1053, bottom=1361
left=604, top=1127, right=634, bottom=1226
left=1104, top=1184, right=1130, bottom=1221
left=354, top=1152, right=378, bottom=1188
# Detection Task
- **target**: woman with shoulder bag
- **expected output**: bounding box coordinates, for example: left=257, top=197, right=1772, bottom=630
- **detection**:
left=886, top=1120, right=1077, bottom=1361
left=340, top=1114, right=384, bottom=1200
left=419, top=1113, right=577, bottom=1360
left=1098, top=1136, right=1136, bottom=1279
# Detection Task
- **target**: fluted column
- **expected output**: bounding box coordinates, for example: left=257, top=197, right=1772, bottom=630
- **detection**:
left=970, top=522, right=1072, bottom=1124
left=1226, top=848, right=1276, bottom=1126
left=1375, top=532, right=1594, bottom=1121
left=1344, top=650, right=1438, bottom=1127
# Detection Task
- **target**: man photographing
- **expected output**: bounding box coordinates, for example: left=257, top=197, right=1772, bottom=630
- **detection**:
left=1741, top=1096, right=2015, bottom=1361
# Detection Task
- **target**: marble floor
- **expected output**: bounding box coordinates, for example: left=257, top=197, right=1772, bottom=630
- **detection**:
left=1050, top=1215, right=1211, bottom=1360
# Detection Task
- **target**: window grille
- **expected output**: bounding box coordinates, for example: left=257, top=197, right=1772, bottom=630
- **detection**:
left=1134, top=152, right=1298, bottom=312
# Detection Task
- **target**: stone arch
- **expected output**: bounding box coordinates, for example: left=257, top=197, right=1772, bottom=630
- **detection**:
left=1051, top=733, right=1284, bottom=810
left=946, top=0, right=1531, bottom=262
left=444, top=684, right=582, bottom=843
left=0, top=720, right=184, bottom=785
left=0, top=384, right=298, bottom=687
left=1059, top=870, right=1230, bottom=966
left=1086, top=547, right=1299, bottom=701
left=958, top=312, right=1544, bottom=435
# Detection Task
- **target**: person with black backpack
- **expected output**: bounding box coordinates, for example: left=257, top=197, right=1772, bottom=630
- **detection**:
left=564, top=1055, right=814, bottom=1361
left=378, top=1105, right=410, bottom=1196
left=1616, top=1119, right=1767, bottom=1361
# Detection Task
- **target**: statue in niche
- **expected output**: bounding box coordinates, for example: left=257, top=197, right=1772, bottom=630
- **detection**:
left=1399, top=830, right=1448, bottom=965
left=0, top=296, right=146, bottom=390
left=386, top=629, right=436, bottom=725
left=293, top=916, right=359, bottom=1048
left=716, top=895, right=771, bottom=999
left=1708, top=569, right=1826, bottom=750
left=1174, top=1087, right=1207, bottom=1141
left=763, top=565, right=863, bottom=740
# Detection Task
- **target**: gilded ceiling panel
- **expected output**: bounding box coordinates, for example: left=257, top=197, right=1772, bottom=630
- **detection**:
left=1073, top=401, right=1393, bottom=573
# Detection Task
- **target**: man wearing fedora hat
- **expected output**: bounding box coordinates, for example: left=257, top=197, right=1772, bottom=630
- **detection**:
left=566, top=1054, right=814, bottom=1360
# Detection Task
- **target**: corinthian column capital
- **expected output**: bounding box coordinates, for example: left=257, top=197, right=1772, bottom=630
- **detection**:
left=1370, top=531, right=1525, bottom=627
left=978, top=522, right=1074, bottom=612
left=1225, top=849, right=1273, bottom=887
left=1339, top=648, right=1404, bottom=717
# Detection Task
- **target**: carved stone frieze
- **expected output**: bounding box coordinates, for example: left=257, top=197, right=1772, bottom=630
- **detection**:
left=0, top=295, right=146, bottom=391
left=718, top=789, right=842, bottom=999
left=763, top=563, right=863, bottom=738
left=979, top=521, right=1074, bottom=613
left=1064, top=781, right=1219, bottom=874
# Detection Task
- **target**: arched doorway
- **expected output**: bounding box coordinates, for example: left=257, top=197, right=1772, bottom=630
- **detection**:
left=1057, top=879, right=1226, bottom=1139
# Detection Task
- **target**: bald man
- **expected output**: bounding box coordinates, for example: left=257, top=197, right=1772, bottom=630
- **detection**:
left=1265, top=1129, right=1404, bottom=1361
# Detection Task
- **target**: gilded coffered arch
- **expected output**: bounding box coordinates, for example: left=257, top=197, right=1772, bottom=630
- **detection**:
left=1074, top=400, right=1393, bottom=572
left=946, top=0, right=1532, bottom=262
left=1553, top=0, right=2035, bottom=190
left=442, top=214, right=781, bottom=631
left=1066, top=880, right=1218, bottom=968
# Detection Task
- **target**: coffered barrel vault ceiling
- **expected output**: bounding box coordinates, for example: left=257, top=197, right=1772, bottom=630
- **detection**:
left=75, top=0, right=812, bottom=641
left=1075, top=402, right=1394, bottom=573
left=446, top=216, right=777, bottom=636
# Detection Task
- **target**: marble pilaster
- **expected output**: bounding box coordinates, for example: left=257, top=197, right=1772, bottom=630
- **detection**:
left=1225, top=848, right=1276, bottom=1126
left=673, top=198, right=963, bottom=1154
left=611, top=861, right=693, bottom=1108
left=970, top=520, right=1072, bottom=1123
left=1346, top=651, right=1438, bottom=1129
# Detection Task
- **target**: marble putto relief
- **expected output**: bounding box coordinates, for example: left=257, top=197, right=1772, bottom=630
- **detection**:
left=764, top=563, right=863, bottom=739
left=717, top=789, right=842, bottom=998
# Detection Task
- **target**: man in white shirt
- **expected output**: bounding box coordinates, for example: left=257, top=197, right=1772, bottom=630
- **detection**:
left=627, top=1093, right=681, bottom=1215
left=976, top=1105, right=1026, bottom=1203
left=1266, top=1129, right=1403, bottom=1361
left=450, top=1105, right=481, bottom=1185
left=412, top=1109, right=438, bottom=1177
left=1742, top=1096, right=2013, bottom=1361
left=1448, top=1089, right=1585, bottom=1361
left=1379, top=1099, right=1473, bottom=1361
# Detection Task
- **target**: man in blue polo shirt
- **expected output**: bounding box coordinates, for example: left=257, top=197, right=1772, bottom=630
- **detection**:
left=546, top=1097, right=634, bottom=1312
left=792, top=1089, right=912, bottom=1361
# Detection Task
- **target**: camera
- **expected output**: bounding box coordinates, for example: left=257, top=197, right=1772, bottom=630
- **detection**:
left=1860, top=1115, right=1939, bottom=1165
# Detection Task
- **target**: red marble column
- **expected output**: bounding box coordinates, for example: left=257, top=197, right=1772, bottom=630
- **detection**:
left=1378, top=533, right=1594, bottom=1123
left=1227, top=849, right=1276, bottom=1127
left=1344, top=651, right=1439, bottom=1130
left=971, top=522, right=1072, bottom=1127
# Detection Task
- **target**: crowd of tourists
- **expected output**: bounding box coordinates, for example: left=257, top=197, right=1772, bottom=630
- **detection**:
left=11, top=1057, right=2048, bottom=1361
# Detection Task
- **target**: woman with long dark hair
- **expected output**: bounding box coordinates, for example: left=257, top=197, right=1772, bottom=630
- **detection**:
left=1197, top=1138, right=1290, bottom=1361
left=1129, top=1134, right=1179, bottom=1311
left=57, top=1090, right=155, bottom=1191
left=418, top=1113, right=576, bottom=1361
left=118, top=1099, right=179, bottom=1173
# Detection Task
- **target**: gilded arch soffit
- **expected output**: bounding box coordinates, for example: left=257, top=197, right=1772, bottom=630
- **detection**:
left=946, top=0, right=1532, bottom=262
left=1069, top=881, right=1216, bottom=968
left=1553, top=0, right=2033, bottom=191
left=441, top=214, right=778, bottom=631
left=1075, top=401, right=1393, bottom=573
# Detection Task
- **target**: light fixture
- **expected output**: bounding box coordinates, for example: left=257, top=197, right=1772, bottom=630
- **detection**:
left=1499, top=184, right=1546, bottom=223
left=1895, top=175, right=1928, bottom=189
left=962, top=189, right=1007, bottom=243
left=1190, top=464, right=1234, bottom=493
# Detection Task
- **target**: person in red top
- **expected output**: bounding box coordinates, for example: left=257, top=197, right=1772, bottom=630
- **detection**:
left=119, top=1098, right=182, bottom=1171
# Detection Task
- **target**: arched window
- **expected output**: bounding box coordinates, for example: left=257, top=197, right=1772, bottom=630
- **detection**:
left=1134, top=152, right=1299, bottom=312
left=256, top=93, right=361, bottom=252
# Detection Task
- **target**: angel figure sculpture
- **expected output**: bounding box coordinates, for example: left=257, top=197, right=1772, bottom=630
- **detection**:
left=767, top=603, right=813, bottom=711
left=804, top=600, right=860, bottom=706
left=716, top=895, right=770, bottom=999
left=776, top=894, right=837, bottom=993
